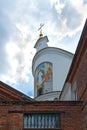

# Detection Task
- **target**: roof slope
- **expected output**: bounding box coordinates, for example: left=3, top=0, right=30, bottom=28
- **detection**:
left=0, top=81, right=34, bottom=102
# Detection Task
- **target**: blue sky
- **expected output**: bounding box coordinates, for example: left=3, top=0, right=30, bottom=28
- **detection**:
left=0, top=0, right=87, bottom=97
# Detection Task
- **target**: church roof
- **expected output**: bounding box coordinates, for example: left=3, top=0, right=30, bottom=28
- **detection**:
left=0, top=81, right=34, bottom=102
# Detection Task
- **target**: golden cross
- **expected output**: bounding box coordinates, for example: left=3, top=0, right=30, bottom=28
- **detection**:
left=38, top=23, right=44, bottom=34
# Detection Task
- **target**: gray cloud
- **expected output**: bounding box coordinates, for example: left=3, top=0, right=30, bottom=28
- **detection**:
left=0, top=4, right=11, bottom=74
left=61, top=1, right=81, bottom=29
left=49, top=0, right=82, bottom=32
left=83, top=0, right=87, bottom=4
left=0, top=0, right=18, bottom=76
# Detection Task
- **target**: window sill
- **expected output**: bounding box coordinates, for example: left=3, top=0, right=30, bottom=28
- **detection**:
left=23, top=128, right=62, bottom=130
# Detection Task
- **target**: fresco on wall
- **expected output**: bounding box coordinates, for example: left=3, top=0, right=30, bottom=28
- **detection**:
left=35, top=62, right=53, bottom=96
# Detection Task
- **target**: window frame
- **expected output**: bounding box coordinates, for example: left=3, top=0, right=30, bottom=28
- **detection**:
left=23, top=112, right=61, bottom=129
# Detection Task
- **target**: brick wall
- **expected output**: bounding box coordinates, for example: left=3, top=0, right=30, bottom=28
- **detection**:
left=0, top=101, right=82, bottom=130
left=77, top=50, right=87, bottom=130
left=0, top=105, right=10, bottom=130
left=75, top=46, right=87, bottom=101
left=71, top=40, right=87, bottom=130
left=67, top=20, right=87, bottom=130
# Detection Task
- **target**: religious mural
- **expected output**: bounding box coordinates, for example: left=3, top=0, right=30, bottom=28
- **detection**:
left=35, top=62, right=53, bottom=96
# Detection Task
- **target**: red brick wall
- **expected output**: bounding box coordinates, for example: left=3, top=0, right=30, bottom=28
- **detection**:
left=82, top=103, right=87, bottom=130
left=0, top=104, right=23, bottom=130
left=76, top=49, right=87, bottom=101
left=0, top=105, right=9, bottom=130
left=71, top=43, right=87, bottom=130
left=8, top=113, right=23, bottom=130
left=0, top=101, right=82, bottom=130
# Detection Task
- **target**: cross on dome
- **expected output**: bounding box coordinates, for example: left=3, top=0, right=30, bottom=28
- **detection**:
left=38, top=23, right=44, bottom=38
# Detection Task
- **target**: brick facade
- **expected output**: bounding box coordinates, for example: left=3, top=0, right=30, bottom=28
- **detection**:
left=0, top=101, right=82, bottom=130
left=66, top=20, right=87, bottom=130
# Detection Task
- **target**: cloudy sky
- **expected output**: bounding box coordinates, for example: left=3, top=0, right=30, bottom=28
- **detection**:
left=0, top=0, right=87, bottom=97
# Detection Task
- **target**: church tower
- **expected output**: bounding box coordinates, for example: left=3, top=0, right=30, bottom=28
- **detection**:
left=32, top=25, right=73, bottom=101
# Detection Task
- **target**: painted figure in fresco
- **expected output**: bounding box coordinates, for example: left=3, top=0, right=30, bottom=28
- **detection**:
left=37, top=70, right=44, bottom=85
left=37, top=69, right=44, bottom=96
left=44, top=65, right=52, bottom=82
left=36, top=62, right=53, bottom=96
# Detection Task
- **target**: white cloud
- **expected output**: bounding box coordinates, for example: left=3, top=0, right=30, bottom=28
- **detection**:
left=16, top=23, right=29, bottom=40
left=51, top=0, right=65, bottom=14
left=70, top=0, right=87, bottom=24
left=2, top=25, right=36, bottom=85
left=47, top=0, right=87, bottom=42
left=0, top=0, right=87, bottom=96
